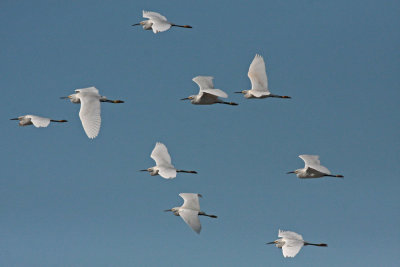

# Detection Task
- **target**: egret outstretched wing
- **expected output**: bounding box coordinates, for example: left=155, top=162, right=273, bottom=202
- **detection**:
left=179, top=208, right=201, bottom=234
left=151, top=142, right=173, bottom=167
left=193, top=76, right=215, bottom=91
left=282, top=240, right=304, bottom=258
left=143, top=10, right=168, bottom=21
left=193, top=76, right=228, bottom=98
left=248, top=54, right=270, bottom=94
left=279, top=230, right=303, bottom=240
left=27, top=115, right=51, bottom=128
left=75, top=86, right=99, bottom=94
left=201, top=89, right=228, bottom=98
left=179, top=193, right=201, bottom=211
left=151, top=22, right=172, bottom=33
left=158, top=166, right=177, bottom=179
left=278, top=230, right=304, bottom=258
left=299, top=155, right=331, bottom=175
left=142, top=11, right=171, bottom=33
left=79, top=94, right=101, bottom=139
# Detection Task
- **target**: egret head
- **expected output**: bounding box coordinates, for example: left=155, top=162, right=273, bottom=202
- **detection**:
left=61, top=93, right=80, bottom=103
left=132, top=21, right=145, bottom=26
left=181, top=96, right=194, bottom=101
left=266, top=239, right=283, bottom=248
left=164, top=207, right=180, bottom=216
left=234, top=90, right=248, bottom=94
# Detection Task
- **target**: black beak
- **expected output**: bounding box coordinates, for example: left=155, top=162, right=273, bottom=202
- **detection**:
left=164, top=209, right=172, bottom=212
left=60, top=96, right=69, bottom=99
left=234, top=91, right=243, bottom=94
left=266, top=241, right=275, bottom=245
left=10, top=118, right=18, bottom=120
left=139, top=169, right=148, bottom=172
left=287, top=171, right=295, bottom=174
left=181, top=97, right=190, bottom=100
left=132, top=23, right=140, bottom=26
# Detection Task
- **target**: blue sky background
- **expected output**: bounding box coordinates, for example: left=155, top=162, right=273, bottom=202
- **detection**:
left=1, top=0, right=399, bottom=266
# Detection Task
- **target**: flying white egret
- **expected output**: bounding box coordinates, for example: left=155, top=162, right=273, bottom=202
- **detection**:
left=181, top=76, right=238, bottom=106
left=287, top=155, right=344, bottom=178
left=235, top=54, right=291, bottom=99
left=60, top=95, right=124, bottom=104
left=164, top=193, right=217, bottom=234
left=266, top=229, right=327, bottom=258
left=140, top=142, right=197, bottom=179
left=64, top=86, right=123, bottom=139
left=132, top=10, right=192, bottom=34
left=10, top=115, right=67, bottom=127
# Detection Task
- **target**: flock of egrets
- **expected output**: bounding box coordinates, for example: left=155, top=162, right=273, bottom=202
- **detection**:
left=10, top=10, right=344, bottom=258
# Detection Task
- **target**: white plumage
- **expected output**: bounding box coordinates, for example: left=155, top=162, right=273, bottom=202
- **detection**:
left=181, top=76, right=238, bottom=105
left=165, top=193, right=217, bottom=234
left=132, top=10, right=192, bottom=34
left=267, top=229, right=327, bottom=258
left=287, top=154, right=344, bottom=179
left=193, top=76, right=228, bottom=98
left=63, top=86, right=124, bottom=139
left=235, top=54, right=291, bottom=99
left=150, top=142, right=176, bottom=178
left=74, top=87, right=101, bottom=139
left=10, top=115, right=67, bottom=128
left=141, top=142, right=197, bottom=179
left=278, top=230, right=305, bottom=258
left=248, top=54, right=270, bottom=96
left=299, top=155, right=331, bottom=175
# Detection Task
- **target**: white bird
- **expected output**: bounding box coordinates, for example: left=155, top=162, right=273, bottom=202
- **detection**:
left=140, top=142, right=197, bottom=179
left=287, top=155, right=344, bottom=178
left=235, top=54, right=291, bottom=99
left=165, top=193, right=217, bottom=234
left=60, top=95, right=124, bottom=104
left=266, top=230, right=327, bottom=258
left=132, top=10, right=192, bottom=34
left=181, top=76, right=238, bottom=106
left=64, top=86, right=123, bottom=139
left=10, top=115, right=67, bottom=127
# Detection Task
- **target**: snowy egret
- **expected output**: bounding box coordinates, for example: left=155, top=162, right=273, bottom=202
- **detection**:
left=132, top=10, right=192, bottom=34
left=235, top=54, right=291, bottom=99
left=181, top=76, right=238, bottom=106
left=140, top=142, right=197, bottom=179
left=266, top=229, right=327, bottom=258
left=164, top=193, right=217, bottom=234
left=64, top=86, right=123, bottom=139
left=10, top=115, right=67, bottom=127
left=287, top=155, right=344, bottom=178
left=60, top=95, right=124, bottom=104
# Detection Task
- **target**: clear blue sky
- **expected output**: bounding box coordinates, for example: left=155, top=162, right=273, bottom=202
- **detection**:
left=1, top=0, right=399, bottom=266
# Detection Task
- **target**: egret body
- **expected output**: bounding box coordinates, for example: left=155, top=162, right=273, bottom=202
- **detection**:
left=10, top=115, right=67, bottom=127
left=132, top=11, right=192, bottom=34
left=235, top=54, right=291, bottom=99
left=266, top=229, right=327, bottom=258
left=61, top=95, right=124, bottom=104
left=287, top=155, right=344, bottom=178
left=140, top=142, right=197, bottom=179
left=165, top=193, right=217, bottom=234
left=181, top=76, right=238, bottom=106
left=64, top=86, right=123, bottom=139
